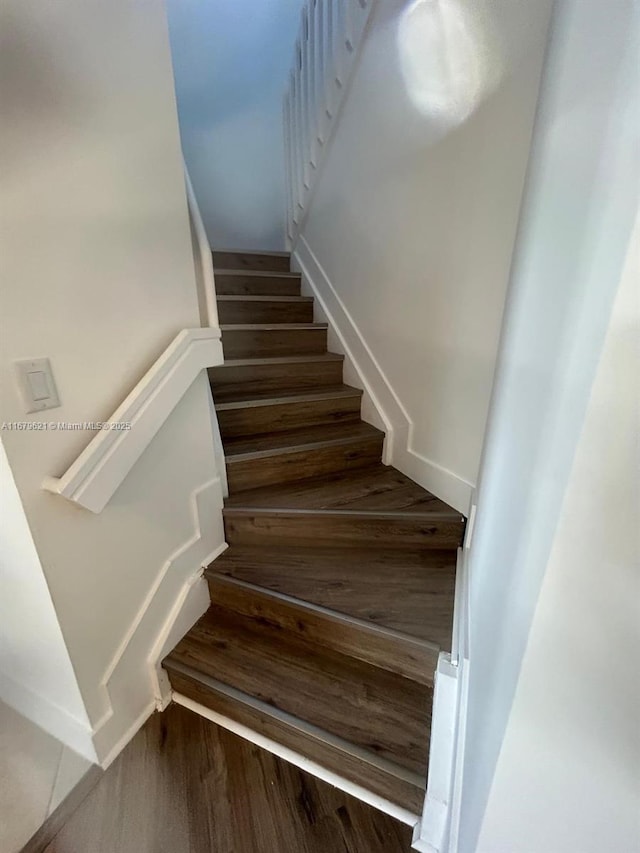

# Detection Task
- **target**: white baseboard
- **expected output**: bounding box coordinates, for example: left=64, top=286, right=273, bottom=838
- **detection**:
left=91, top=476, right=226, bottom=764
left=292, top=236, right=472, bottom=514
left=174, top=692, right=421, bottom=829
left=0, top=671, right=96, bottom=762
left=412, top=544, right=471, bottom=853
left=394, top=446, right=473, bottom=520
left=412, top=654, right=463, bottom=853
left=293, top=236, right=399, bottom=454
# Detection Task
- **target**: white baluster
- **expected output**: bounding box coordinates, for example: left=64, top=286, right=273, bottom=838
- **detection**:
left=292, top=67, right=304, bottom=212
left=300, top=9, right=313, bottom=189
left=282, top=96, right=294, bottom=237
left=283, top=0, right=378, bottom=240
left=315, top=0, right=328, bottom=144
left=307, top=0, right=318, bottom=167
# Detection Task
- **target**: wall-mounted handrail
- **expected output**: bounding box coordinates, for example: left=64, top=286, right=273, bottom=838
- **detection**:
left=184, top=160, right=218, bottom=329
left=43, top=328, right=224, bottom=513
left=283, top=0, right=376, bottom=243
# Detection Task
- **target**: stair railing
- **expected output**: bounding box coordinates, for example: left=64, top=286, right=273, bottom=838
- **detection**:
left=43, top=160, right=228, bottom=511
left=184, top=160, right=218, bottom=329
left=283, top=0, right=377, bottom=243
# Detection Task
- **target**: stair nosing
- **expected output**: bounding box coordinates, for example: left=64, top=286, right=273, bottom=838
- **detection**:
left=215, top=268, right=301, bottom=279
left=217, top=295, right=313, bottom=303
left=215, top=386, right=363, bottom=411
left=225, top=428, right=383, bottom=462
left=211, top=354, right=344, bottom=367
left=220, top=323, right=327, bottom=331
left=222, top=506, right=463, bottom=521
left=213, top=249, right=290, bottom=257
left=165, top=658, right=427, bottom=788
left=205, top=572, right=441, bottom=659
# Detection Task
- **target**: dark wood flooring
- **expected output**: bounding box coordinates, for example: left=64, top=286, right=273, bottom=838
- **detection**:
left=40, top=704, right=413, bottom=853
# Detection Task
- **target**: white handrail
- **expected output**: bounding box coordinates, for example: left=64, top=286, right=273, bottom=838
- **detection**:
left=284, top=0, right=376, bottom=242
left=43, top=328, right=224, bottom=513
left=184, top=160, right=218, bottom=329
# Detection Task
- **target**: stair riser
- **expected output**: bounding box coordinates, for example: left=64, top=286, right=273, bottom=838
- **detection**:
left=210, top=358, right=344, bottom=399
left=217, top=300, right=313, bottom=325
left=167, top=668, right=425, bottom=814
left=213, top=251, right=290, bottom=272
left=206, top=575, right=438, bottom=685
left=215, top=274, right=301, bottom=296
left=221, top=327, right=327, bottom=358
left=226, top=437, right=383, bottom=493
left=218, top=396, right=362, bottom=440
left=223, top=511, right=464, bottom=550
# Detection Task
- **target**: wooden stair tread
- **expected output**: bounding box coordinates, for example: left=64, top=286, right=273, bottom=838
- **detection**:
left=214, top=268, right=301, bottom=279
left=210, top=545, right=456, bottom=649
left=205, top=573, right=440, bottom=685
left=165, top=604, right=431, bottom=776
left=220, top=323, right=327, bottom=331
left=217, top=295, right=313, bottom=303
left=213, top=249, right=291, bottom=273
left=214, top=354, right=344, bottom=367
left=165, top=660, right=426, bottom=813
left=223, top=421, right=383, bottom=459
left=215, top=384, right=362, bottom=409
left=210, top=354, right=345, bottom=400
left=224, top=463, right=459, bottom=517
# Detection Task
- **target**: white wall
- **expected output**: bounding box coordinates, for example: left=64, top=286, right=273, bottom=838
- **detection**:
left=456, top=1, right=640, bottom=848
left=294, top=0, right=553, bottom=512
left=166, top=0, right=305, bottom=251
left=0, top=442, right=94, bottom=760
left=0, top=0, right=223, bottom=763
left=477, top=210, right=640, bottom=853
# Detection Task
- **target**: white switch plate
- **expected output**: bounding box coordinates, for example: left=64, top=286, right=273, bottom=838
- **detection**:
left=14, top=358, right=61, bottom=413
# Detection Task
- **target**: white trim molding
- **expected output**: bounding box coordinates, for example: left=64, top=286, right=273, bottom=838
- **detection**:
left=413, top=542, right=471, bottom=852
left=293, top=236, right=473, bottom=514
left=184, top=160, right=219, bottom=329
left=91, top=475, right=227, bottom=765
left=43, top=328, right=223, bottom=513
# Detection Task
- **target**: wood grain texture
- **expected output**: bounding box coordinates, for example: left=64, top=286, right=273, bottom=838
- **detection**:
left=215, top=270, right=302, bottom=296
left=40, top=704, right=413, bottom=853
left=217, top=386, right=363, bottom=439
left=223, top=507, right=464, bottom=549
left=220, top=324, right=328, bottom=358
left=225, top=424, right=384, bottom=493
left=209, top=353, right=345, bottom=399
left=223, top=421, right=384, bottom=456
left=213, top=249, right=291, bottom=272
left=168, top=667, right=426, bottom=815
left=206, top=573, right=439, bottom=685
left=217, top=295, right=314, bottom=325
left=224, top=462, right=460, bottom=514
left=211, top=546, right=456, bottom=650
left=161, top=251, right=463, bottom=821
left=166, top=605, right=432, bottom=775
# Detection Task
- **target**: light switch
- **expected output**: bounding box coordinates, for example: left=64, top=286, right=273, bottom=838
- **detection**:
left=14, top=358, right=61, bottom=413
left=27, top=370, right=50, bottom=401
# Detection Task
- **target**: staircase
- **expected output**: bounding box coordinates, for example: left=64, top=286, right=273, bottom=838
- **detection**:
left=164, top=250, right=465, bottom=815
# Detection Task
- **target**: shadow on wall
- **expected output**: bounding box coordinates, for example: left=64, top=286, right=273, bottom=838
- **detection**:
left=166, top=0, right=306, bottom=251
